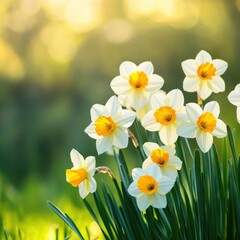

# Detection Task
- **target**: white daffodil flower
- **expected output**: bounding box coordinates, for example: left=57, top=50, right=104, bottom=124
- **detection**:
left=110, top=61, right=164, bottom=110
left=142, top=142, right=182, bottom=181
left=228, top=83, right=240, bottom=124
left=141, top=89, right=186, bottom=145
left=66, top=149, right=97, bottom=199
left=182, top=50, right=228, bottom=100
left=128, top=163, right=175, bottom=211
left=85, top=96, right=136, bottom=155
left=178, top=101, right=227, bottom=153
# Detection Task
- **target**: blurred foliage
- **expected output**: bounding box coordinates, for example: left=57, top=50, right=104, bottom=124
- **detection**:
left=1, top=0, right=240, bottom=238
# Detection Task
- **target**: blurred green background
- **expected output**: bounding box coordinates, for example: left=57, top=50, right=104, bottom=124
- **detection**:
left=1, top=0, right=240, bottom=239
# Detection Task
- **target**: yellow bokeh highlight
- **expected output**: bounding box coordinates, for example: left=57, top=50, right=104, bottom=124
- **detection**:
left=0, top=39, right=24, bottom=80
left=43, top=0, right=102, bottom=32
left=89, top=221, right=103, bottom=240
left=125, top=0, right=199, bottom=29
left=40, top=23, right=82, bottom=63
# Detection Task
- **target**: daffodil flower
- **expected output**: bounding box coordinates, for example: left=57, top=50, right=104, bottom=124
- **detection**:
left=228, top=83, right=240, bottom=124
left=110, top=61, right=164, bottom=110
left=128, top=163, right=174, bottom=211
left=85, top=96, right=136, bottom=155
left=66, top=149, right=97, bottom=199
left=142, top=142, right=182, bottom=181
left=178, top=101, right=227, bottom=153
left=141, top=89, right=186, bottom=145
left=182, top=50, right=228, bottom=100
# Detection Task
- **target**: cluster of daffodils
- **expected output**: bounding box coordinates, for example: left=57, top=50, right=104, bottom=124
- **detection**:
left=66, top=50, right=240, bottom=211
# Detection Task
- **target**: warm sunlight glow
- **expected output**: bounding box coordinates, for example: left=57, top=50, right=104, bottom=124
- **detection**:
left=65, top=0, right=102, bottom=32
left=0, top=39, right=24, bottom=79
left=125, top=0, right=199, bottom=29
left=43, top=0, right=102, bottom=32
left=40, top=23, right=81, bottom=63
left=103, top=19, right=134, bottom=43
left=21, top=0, right=41, bottom=16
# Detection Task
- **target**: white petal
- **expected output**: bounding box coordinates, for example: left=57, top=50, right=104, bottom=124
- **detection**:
left=112, top=127, right=128, bottom=149
left=90, top=104, right=107, bottom=121
left=143, top=142, right=160, bottom=156
left=128, top=182, right=141, bottom=197
left=212, top=59, right=228, bottom=75
left=127, top=90, right=149, bottom=110
left=185, top=103, right=202, bottom=122
left=204, top=101, right=220, bottom=118
left=183, top=77, right=200, bottom=92
left=142, top=158, right=153, bottom=169
left=141, top=110, right=160, bottom=131
left=181, top=59, right=198, bottom=76
left=106, top=96, right=121, bottom=117
left=198, top=81, right=212, bottom=100
left=78, top=181, right=90, bottom=199
left=150, top=91, right=166, bottom=109
left=161, top=167, right=178, bottom=181
left=85, top=123, right=102, bottom=140
left=175, top=107, right=187, bottom=125
left=88, top=177, right=97, bottom=193
left=196, top=50, right=212, bottom=64
left=137, top=61, right=153, bottom=75
left=117, top=94, right=128, bottom=107
left=137, top=194, right=150, bottom=211
left=85, top=156, right=96, bottom=175
left=110, top=76, right=131, bottom=95
left=177, top=123, right=198, bottom=138
left=96, top=137, right=112, bottom=155
left=168, top=156, right=182, bottom=170
left=237, top=107, right=240, bottom=123
left=161, top=145, right=175, bottom=156
left=168, top=89, right=184, bottom=110
left=145, top=74, right=164, bottom=92
left=212, top=119, right=227, bottom=138
left=163, top=96, right=171, bottom=106
left=151, top=193, right=167, bottom=209
left=209, top=76, right=225, bottom=93
left=120, top=61, right=137, bottom=78
left=70, top=149, right=84, bottom=168
left=196, top=131, right=213, bottom=153
left=158, top=176, right=174, bottom=194
left=235, top=84, right=240, bottom=91
left=115, top=109, right=136, bottom=128
left=136, top=102, right=151, bottom=121
left=132, top=168, right=146, bottom=181
left=146, top=163, right=162, bottom=179
left=159, top=125, right=178, bottom=145
left=228, top=90, right=240, bottom=107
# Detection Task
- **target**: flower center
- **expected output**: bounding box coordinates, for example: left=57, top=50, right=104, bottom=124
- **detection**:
left=129, top=71, right=148, bottom=90
left=66, top=168, right=88, bottom=187
left=197, top=62, right=216, bottom=80
left=137, top=175, right=158, bottom=195
left=151, top=149, right=169, bottom=167
left=154, top=106, right=176, bottom=126
left=197, top=112, right=217, bottom=132
left=95, top=116, right=116, bottom=136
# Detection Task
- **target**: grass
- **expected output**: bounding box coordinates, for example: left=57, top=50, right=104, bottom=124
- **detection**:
left=1, top=126, right=239, bottom=239
left=49, top=126, right=240, bottom=240
left=0, top=174, right=101, bottom=240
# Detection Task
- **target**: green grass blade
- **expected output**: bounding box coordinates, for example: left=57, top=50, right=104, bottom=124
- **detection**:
left=4, top=229, right=8, bottom=240
left=83, top=199, right=110, bottom=240
left=47, top=201, right=84, bottom=240
left=93, top=191, right=116, bottom=240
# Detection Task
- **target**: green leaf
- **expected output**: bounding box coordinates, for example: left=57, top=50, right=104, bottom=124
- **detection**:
left=47, top=201, right=84, bottom=240
left=93, top=191, right=116, bottom=239
left=83, top=198, right=109, bottom=240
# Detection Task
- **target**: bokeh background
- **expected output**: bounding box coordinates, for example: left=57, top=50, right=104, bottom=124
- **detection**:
left=1, top=0, right=240, bottom=239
